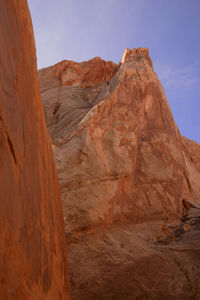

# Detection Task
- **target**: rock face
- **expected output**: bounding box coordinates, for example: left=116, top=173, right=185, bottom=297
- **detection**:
left=40, top=48, right=200, bottom=299
left=0, top=1, right=70, bottom=299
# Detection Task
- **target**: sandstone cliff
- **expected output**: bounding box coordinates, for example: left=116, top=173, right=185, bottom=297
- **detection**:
left=40, top=48, right=200, bottom=299
left=0, top=1, right=70, bottom=299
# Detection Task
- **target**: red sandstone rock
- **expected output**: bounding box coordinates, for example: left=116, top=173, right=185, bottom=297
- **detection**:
left=0, top=1, right=70, bottom=299
left=40, top=48, right=200, bottom=299
left=39, top=56, right=118, bottom=90
left=182, top=136, right=200, bottom=173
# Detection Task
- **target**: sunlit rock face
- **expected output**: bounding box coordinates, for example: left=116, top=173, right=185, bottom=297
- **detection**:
left=40, top=47, right=200, bottom=299
left=0, top=1, right=70, bottom=299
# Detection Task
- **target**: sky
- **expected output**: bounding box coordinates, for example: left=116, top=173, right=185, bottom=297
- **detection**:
left=28, top=0, right=200, bottom=143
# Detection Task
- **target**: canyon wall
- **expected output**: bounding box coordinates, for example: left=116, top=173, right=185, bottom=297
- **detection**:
left=40, top=48, right=200, bottom=299
left=40, top=48, right=200, bottom=233
left=0, top=1, right=70, bottom=299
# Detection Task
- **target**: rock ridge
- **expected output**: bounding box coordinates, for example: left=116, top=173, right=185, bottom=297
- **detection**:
left=39, top=56, right=118, bottom=91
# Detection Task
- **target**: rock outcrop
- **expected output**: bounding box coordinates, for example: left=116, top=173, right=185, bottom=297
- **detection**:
left=0, top=1, right=70, bottom=299
left=40, top=48, right=200, bottom=299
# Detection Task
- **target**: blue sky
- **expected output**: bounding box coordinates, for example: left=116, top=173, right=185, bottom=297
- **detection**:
left=28, top=0, right=200, bottom=143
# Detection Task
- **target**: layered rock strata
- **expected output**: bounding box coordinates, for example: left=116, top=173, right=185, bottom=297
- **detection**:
left=40, top=48, right=200, bottom=299
left=0, top=1, right=70, bottom=299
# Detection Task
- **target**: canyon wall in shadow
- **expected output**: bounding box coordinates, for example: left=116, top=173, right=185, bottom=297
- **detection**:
left=0, top=1, right=70, bottom=299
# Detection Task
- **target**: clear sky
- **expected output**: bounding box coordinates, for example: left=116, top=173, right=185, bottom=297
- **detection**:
left=28, top=0, right=200, bottom=143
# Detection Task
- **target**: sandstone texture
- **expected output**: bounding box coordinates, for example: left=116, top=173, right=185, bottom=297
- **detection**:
left=0, top=1, right=70, bottom=299
left=40, top=48, right=200, bottom=299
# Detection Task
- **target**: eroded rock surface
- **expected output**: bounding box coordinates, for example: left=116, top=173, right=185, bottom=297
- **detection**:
left=0, top=1, right=70, bottom=299
left=40, top=48, right=200, bottom=299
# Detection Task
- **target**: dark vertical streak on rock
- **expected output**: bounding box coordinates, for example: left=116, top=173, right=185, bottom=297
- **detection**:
left=7, top=134, right=17, bottom=165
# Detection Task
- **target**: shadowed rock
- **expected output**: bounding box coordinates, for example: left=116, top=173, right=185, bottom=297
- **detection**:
left=0, top=1, right=70, bottom=299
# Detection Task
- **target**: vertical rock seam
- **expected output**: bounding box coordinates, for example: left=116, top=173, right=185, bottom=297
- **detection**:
left=0, top=1, right=70, bottom=299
